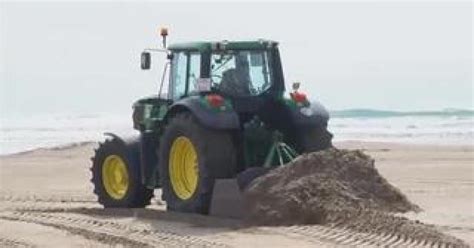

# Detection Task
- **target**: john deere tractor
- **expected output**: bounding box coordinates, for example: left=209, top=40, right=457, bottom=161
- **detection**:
left=90, top=29, right=332, bottom=216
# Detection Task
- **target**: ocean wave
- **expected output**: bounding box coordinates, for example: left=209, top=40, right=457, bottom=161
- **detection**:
left=1, top=110, right=473, bottom=155
left=330, top=108, right=474, bottom=118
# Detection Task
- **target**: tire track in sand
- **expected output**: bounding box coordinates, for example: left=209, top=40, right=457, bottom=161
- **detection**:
left=2, top=194, right=460, bottom=247
left=0, top=211, right=228, bottom=248
left=0, top=237, right=35, bottom=248
left=0, top=193, right=96, bottom=204
left=262, top=225, right=385, bottom=247
left=275, top=224, right=459, bottom=248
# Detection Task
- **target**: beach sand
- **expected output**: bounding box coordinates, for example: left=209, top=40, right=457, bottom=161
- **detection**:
left=0, top=141, right=472, bottom=247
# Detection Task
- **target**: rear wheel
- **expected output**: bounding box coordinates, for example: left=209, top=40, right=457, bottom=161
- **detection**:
left=159, top=112, right=236, bottom=214
left=298, top=124, right=333, bottom=152
left=90, top=136, right=153, bottom=207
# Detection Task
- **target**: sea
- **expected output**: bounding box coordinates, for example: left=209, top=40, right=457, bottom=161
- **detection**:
left=0, top=109, right=473, bottom=155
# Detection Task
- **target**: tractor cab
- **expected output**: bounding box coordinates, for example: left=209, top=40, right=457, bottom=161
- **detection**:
left=163, top=40, right=285, bottom=100
left=140, top=37, right=286, bottom=117
left=137, top=29, right=302, bottom=140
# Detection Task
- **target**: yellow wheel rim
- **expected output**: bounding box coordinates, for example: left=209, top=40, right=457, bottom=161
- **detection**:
left=102, top=155, right=129, bottom=200
left=169, top=136, right=199, bottom=200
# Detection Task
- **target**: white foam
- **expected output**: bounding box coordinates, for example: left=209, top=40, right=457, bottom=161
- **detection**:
left=0, top=113, right=136, bottom=155
left=1, top=112, right=473, bottom=155
left=329, top=115, right=474, bottom=145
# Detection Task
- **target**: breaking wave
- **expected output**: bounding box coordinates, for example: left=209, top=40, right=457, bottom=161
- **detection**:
left=0, top=108, right=473, bottom=155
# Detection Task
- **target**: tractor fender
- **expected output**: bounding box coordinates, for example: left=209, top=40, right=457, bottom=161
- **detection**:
left=103, top=132, right=157, bottom=188
left=104, top=132, right=140, bottom=148
left=103, top=132, right=141, bottom=171
left=164, top=96, right=240, bottom=130
left=288, top=100, right=330, bottom=127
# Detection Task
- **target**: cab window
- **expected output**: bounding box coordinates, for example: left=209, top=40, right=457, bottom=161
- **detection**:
left=188, top=53, right=201, bottom=94
left=210, top=50, right=272, bottom=96
left=170, top=52, right=187, bottom=99
left=170, top=52, right=201, bottom=99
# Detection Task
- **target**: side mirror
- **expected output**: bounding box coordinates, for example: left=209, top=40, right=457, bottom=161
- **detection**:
left=141, top=52, right=151, bottom=70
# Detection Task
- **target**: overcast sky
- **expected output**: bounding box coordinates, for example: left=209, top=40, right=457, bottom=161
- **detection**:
left=0, top=1, right=472, bottom=117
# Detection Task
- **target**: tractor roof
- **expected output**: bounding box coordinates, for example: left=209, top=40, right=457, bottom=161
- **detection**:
left=167, top=40, right=279, bottom=52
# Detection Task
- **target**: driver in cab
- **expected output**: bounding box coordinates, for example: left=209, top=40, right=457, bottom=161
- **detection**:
left=219, top=54, right=252, bottom=96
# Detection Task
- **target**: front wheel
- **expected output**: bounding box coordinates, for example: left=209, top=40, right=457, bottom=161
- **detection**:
left=90, top=136, right=153, bottom=208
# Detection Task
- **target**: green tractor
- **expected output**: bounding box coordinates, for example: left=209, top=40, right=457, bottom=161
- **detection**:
left=90, top=29, right=332, bottom=216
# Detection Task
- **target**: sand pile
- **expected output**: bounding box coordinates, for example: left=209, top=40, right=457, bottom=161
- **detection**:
left=243, top=148, right=467, bottom=247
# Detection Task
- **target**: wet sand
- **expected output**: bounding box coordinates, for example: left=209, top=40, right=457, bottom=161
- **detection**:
left=0, top=141, right=472, bottom=247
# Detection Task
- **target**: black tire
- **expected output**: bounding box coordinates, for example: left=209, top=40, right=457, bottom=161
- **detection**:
left=90, top=136, right=153, bottom=208
left=159, top=112, right=237, bottom=214
left=298, top=124, right=333, bottom=153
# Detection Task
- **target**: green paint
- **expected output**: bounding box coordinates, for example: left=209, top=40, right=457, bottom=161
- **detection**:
left=262, top=131, right=298, bottom=168
left=243, top=117, right=273, bottom=167
left=132, top=96, right=170, bottom=132
left=242, top=117, right=298, bottom=169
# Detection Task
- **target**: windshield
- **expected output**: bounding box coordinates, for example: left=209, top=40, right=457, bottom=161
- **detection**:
left=210, top=50, right=272, bottom=97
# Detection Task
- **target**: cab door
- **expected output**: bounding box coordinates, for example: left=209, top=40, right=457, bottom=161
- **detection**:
left=169, top=51, right=201, bottom=100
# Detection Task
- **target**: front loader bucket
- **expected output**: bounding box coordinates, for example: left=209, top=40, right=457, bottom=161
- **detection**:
left=209, top=167, right=271, bottom=219
left=209, top=179, right=244, bottom=219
